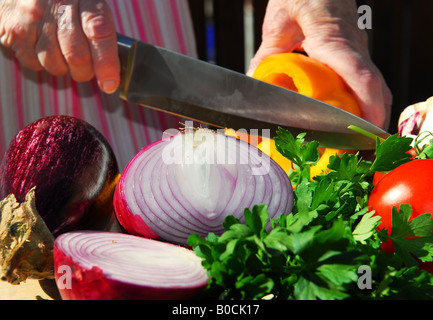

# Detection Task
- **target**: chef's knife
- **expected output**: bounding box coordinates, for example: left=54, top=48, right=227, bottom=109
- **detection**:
left=117, top=34, right=390, bottom=150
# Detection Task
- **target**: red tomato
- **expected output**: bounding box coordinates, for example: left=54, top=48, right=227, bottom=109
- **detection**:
left=368, top=159, right=433, bottom=255
left=372, top=148, right=417, bottom=187
left=408, top=148, right=417, bottom=159
left=372, top=171, right=387, bottom=186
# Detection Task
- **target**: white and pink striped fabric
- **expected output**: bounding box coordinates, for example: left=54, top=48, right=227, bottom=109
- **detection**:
left=0, top=0, right=197, bottom=170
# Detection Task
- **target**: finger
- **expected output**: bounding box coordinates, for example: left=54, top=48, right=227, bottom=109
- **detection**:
left=35, top=6, right=69, bottom=76
left=80, top=0, right=120, bottom=94
left=3, top=23, right=43, bottom=71
left=246, top=17, right=304, bottom=76
left=0, top=3, right=43, bottom=71
left=56, top=1, right=94, bottom=82
left=246, top=35, right=303, bottom=77
left=305, top=42, right=392, bottom=129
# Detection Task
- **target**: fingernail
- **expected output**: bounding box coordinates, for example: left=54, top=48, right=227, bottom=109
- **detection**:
left=101, top=79, right=118, bottom=94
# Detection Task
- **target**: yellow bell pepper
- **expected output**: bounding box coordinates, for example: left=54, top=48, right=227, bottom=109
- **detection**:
left=252, top=52, right=362, bottom=116
left=226, top=52, right=361, bottom=178
left=255, top=53, right=362, bottom=177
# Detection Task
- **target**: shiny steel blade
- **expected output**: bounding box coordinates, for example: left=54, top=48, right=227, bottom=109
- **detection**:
left=117, top=34, right=390, bottom=150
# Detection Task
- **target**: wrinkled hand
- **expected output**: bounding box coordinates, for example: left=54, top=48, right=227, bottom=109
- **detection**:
left=0, top=0, right=120, bottom=93
left=247, top=0, right=392, bottom=130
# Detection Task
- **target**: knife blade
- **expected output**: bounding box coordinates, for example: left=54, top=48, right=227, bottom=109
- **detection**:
left=117, top=34, right=390, bottom=150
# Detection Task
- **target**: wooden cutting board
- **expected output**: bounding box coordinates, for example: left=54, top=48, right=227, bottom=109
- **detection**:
left=0, top=279, right=61, bottom=300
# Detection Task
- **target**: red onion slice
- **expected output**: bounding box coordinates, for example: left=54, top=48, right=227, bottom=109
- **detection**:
left=54, top=231, right=209, bottom=300
left=114, top=129, right=293, bottom=245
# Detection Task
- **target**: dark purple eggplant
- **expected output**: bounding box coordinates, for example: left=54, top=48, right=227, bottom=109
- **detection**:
left=0, top=116, right=120, bottom=236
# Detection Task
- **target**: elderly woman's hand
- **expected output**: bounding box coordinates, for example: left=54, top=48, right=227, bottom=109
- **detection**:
left=0, top=0, right=120, bottom=93
left=248, top=0, right=392, bottom=130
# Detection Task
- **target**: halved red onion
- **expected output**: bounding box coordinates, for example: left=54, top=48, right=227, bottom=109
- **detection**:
left=54, top=231, right=209, bottom=300
left=0, top=116, right=119, bottom=236
left=114, top=128, right=293, bottom=245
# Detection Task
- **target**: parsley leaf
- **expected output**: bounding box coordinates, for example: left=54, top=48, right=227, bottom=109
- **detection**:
left=274, top=130, right=319, bottom=183
left=370, top=134, right=413, bottom=172
left=352, top=210, right=381, bottom=243
left=383, top=204, right=433, bottom=266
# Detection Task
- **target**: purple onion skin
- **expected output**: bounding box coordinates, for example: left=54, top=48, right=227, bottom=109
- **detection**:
left=54, top=244, right=206, bottom=300
left=0, top=116, right=120, bottom=236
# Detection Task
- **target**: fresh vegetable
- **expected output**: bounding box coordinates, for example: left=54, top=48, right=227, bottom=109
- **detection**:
left=246, top=52, right=362, bottom=176
left=368, top=159, right=433, bottom=253
left=398, top=96, right=433, bottom=139
left=252, top=52, right=362, bottom=116
left=225, top=129, right=355, bottom=180
left=54, top=231, right=209, bottom=300
left=372, top=148, right=417, bottom=186
left=0, top=116, right=120, bottom=237
left=189, top=128, right=433, bottom=300
left=114, top=128, right=293, bottom=246
left=256, top=137, right=292, bottom=173
left=224, top=128, right=262, bottom=147
left=372, top=171, right=387, bottom=186
left=223, top=129, right=293, bottom=173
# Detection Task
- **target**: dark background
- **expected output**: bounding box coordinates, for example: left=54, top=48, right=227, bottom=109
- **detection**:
left=187, top=0, right=433, bottom=134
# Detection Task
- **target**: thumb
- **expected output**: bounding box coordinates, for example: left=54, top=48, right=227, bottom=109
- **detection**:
left=305, top=42, right=392, bottom=129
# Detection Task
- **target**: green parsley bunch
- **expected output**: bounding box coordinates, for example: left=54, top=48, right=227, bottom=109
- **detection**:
left=188, top=128, right=433, bottom=300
